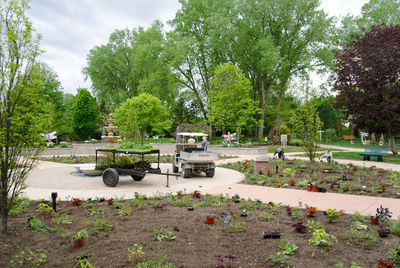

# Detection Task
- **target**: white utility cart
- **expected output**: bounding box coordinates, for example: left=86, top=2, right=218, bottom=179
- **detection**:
left=172, top=132, right=218, bottom=178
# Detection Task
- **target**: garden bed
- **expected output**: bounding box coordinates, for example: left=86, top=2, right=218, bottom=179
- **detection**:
left=220, top=159, right=400, bottom=199
left=1, top=194, right=399, bottom=267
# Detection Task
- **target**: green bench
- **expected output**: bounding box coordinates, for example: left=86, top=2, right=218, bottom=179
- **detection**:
left=359, top=147, right=388, bottom=162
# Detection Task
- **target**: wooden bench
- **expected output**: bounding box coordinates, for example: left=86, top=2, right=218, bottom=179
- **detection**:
left=344, top=135, right=356, bottom=141
left=359, top=147, right=388, bottom=162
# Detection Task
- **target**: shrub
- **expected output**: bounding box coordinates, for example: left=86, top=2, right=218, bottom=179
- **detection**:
left=9, top=197, right=31, bottom=216
left=309, top=229, right=337, bottom=248
left=115, top=156, right=133, bottom=168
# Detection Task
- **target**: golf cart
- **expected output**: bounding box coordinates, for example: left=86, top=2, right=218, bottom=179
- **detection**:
left=172, top=132, right=218, bottom=178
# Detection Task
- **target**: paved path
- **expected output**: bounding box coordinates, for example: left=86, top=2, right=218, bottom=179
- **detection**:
left=24, top=145, right=400, bottom=219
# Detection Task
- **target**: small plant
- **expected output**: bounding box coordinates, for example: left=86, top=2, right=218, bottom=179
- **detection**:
left=35, top=203, right=54, bottom=219
left=286, top=206, right=292, bottom=216
left=107, top=198, right=114, bottom=205
left=227, top=221, right=246, bottom=233
left=73, top=229, right=89, bottom=244
left=72, top=198, right=82, bottom=206
left=309, top=228, right=337, bottom=248
left=325, top=208, right=343, bottom=223
left=53, top=214, right=73, bottom=225
left=293, top=222, right=307, bottom=233
left=10, top=197, right=31, bottom=216
left=375, top=205, right=393, bottom=222
left=345, top=223, right=376, bottom=247
left=259, top=211, right=272, bottom=222
left=378, top=225, right=391, bottom=238
left=376, top=259, right=393, bottom=268
left=306, top=220, right=323, bottom=230
left=388, top=243, right=400, bottom=266
left=91, top=215, right=113, bottom=235
left=154, top=228, right=176, bottom=241
left=192, top=190, right=201, bottom=198
left=153, top=202, right=168, bottom=211
left=27, top=217, right=58, bottom=233
left=265, top=239, right=298, bottom=267
left=118, top=204, right=132, bottom=220
left=289, top=179, right=296, bottom=186
left=128, top=244, right=145, bottom=265
left=136, top=254, right=175, bottom=267
left=131, top=197, right=146, bottom=209
left=75, top=256, right=96, bottom=268
left=10, top=248, right=47, bottom=267
left=352, top=212, right=366, bottom=223
left=232, top=193, right=241, bottom=203
left=306, top=206, right=317, bottom=217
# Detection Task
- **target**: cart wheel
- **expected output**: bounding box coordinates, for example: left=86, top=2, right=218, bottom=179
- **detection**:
left=131, top=175, right=144, bottom=181
left=103, top=168, right=119, bottom=187
left=183, top=168, right=191, bottom=178
left=172, top=164, right=179, bottom=173
left=206, top=168, right=215, bottom=178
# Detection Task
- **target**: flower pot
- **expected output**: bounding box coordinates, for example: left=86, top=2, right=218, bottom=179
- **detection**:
left=73, top=239, right=84, bottom=248
left=312, top=186, right=318, bottom=192
left=307, top=185, right=312, bottom=192
left=187, top=206, right=194, bottom=211
left=262, top=232, right=271, bottom=239
left=206, top=217, right=214, bottom=224
left=370, top=216, right=379, bottom=225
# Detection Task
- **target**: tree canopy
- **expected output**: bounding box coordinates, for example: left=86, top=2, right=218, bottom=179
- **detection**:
left=71, top=89, right=99, bottom=140
left=334, top=24, right=400, bottom=154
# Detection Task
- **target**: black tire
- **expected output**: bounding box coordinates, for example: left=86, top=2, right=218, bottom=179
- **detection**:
left=206, top=168, right=215, bottom=178
left=172, top=164, right=179, bottom=173
left=131, top=175, right=144, bottom=181
left=103, top=168, right=119, bottom=187
left=183, top=168, right=191, bottom=178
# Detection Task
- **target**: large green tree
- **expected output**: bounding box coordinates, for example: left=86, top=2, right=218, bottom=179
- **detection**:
left=0, top=0, right=44, bottom=233
left=83, top=21, right=179, bottom=109
left=114, top=93, right=171, bottom=145
left=71, top=89, right=99, bottom=140
left=209, top=64, right=260, bottom=144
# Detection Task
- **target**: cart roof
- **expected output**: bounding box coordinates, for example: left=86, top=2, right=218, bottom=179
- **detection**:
left=178, top=132, right=208, bottom=137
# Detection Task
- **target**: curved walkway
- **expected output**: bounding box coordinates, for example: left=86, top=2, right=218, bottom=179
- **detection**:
left=24, top=145, right=400, bottom=219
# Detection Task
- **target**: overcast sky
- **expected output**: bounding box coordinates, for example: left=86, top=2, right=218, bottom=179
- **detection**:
left=27, top=0, right=369, bottom=95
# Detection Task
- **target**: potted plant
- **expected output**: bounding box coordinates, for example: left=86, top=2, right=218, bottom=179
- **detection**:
left=307, top=183, right=313, bottom=192
left=232, top=194, right=241, bottom=203
left=312, top=185, right=318, bottom=192
left=306, top=206, right=317, bottom=217
left=72, top=198, right=82, bottom=206
left=206, top=215, right=215, bottom=224
left=270, top=229, right=281, bottom=239
left=192, top=190, right=201, bottom=199
left=371, top=205, right=393, bottom=225
left=289, top=179, right=296, bottom=186
left=73, top=229, right=89, bottom=248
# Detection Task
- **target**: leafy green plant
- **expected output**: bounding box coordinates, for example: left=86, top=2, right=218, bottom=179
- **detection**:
left=128, top=244, right=145, bottom=265
left=388, top=243, right=400, bottom=266
left=75, top=256, right=96, bottom=268
left=154, top=228, right=176, bottom=241
left=131, top=198, right=146, bottom=209
left=265, top=239, right=298, bottom=267
left=118, top=204, right=132, bottom=220
left=309, top=229, right=337, bottom=248
left=345, top=224, right=376, bottom=247
left=88, top=206, right=105, bottom=216
left=135, top=254, right=175, bottom=268
left=116, top=155, right=133, bottom=168
left=390, top=220, right=400, bottom=236
left=10, top=248, right=47, bottom=267
left=227, top=221, right=246, bottom=233
left=259, top=211, right=272, bottom=222
left=53, top=214, right=73, bottom=225
left=325, top=208, right=343, bottom=223
left=35, top=203, right=54, bottom=218
left=91, top=215, right=113, bottom=235
left=9, top=197, right=31, bottom=216
left=73, top=229, right=89, bottom=244
left=306, top=220, right=323, bottom=230
left=27, top=218, right=58, bottom=233
left=352, top=212, right=366, bottom=223
left=171, top=195, right=192, bottom=207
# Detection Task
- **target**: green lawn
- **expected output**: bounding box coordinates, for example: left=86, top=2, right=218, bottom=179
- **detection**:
left=294, top=151, right=400, bottom=165
left=321, top=140, right=400, bottom=150
left=266, top=146, right=342, bottom=154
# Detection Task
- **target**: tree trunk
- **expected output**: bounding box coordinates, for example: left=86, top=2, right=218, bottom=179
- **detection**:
left=350, top=123, right=356, bottom=136
left=380, top=133, right=385, bottom=145
left=390, top=134, right=397, bottom=155
left=141, top=130, right=144, bottom=146
left=268, top=81, right=286, bottom=138
left=257, top=77, right=266, bottom=139
left=1, top=192, right=7, bottom=233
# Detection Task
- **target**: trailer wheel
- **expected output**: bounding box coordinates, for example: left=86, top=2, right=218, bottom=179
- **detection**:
left=131, top=175, right=144, bottom=181
left=103, top=168, right=119, bottom=187
left=183, top=168, right=191, bottom=178
left=206, top=168, right=215, bottom=178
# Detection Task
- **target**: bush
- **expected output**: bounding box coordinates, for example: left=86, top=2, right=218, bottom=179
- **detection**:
left=116, top=156, right=133, bottom=168
left=391, top=220, right=400, bottom=236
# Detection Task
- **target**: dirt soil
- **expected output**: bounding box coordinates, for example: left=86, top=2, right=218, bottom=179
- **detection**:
left=0, top=196, right=398, bottom=267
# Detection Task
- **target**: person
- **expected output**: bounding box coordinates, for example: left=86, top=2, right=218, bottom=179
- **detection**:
left=274, top=148, right=284, bottom=159
left=272, top=135, right=275, bottom=144
left=320, top=150, right=333, bottom=163
left=188, top=136, right=195, bottom=144
left=265, top=136, right=268, bottom=144
left=201, top=136, right=208, bottom=150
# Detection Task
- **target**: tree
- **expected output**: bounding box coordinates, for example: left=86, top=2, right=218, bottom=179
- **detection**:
left=334, top=24, right=400, bottom=154
left=209, top=64, right=260, bottom=144
left=0, top=0, right=44, bottom=233
left=71, top=89, right=99, bottom=140
left=83, top=21, right=179, bottom=109
left=114, top=93, right=171, bottom=145
left=289, top=96, right=323, bottom=161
